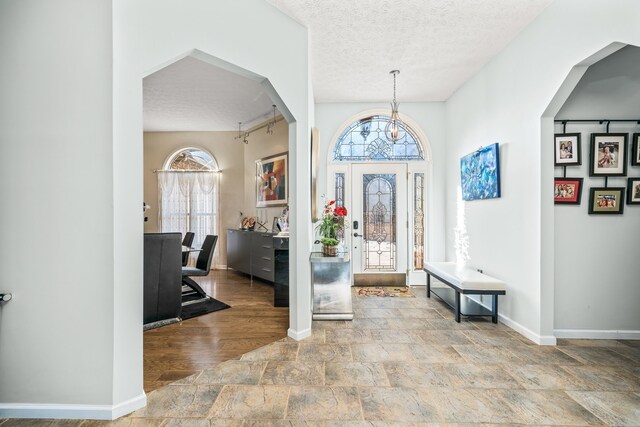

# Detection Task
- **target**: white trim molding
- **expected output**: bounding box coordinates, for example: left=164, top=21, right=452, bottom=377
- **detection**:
left=288, top=327, right=311, bottom=341
left=455, top=292, right=557, bottom=345
left=0, top=393, right=147, bottom=420
left=554, top=329, right=640, bottom=340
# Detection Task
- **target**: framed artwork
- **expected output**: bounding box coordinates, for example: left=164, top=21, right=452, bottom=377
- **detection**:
left=311, top=127, right=319, bottom=221
left=460, top=143, right=501, bottom=201
left=589, top=133, right=628, bottom=176
left=632, top=133, right=640, bottom=166
left=272, top=217, right=281, bottom=233
left=628, top=178, right=640, bottom=205
left=588, top=187, right=625, bottom=214
left=256, top=152, right=288, bottom=207
left=554, top=178, right=583, bottom=205
left=554, top=133, right=581, bottom=166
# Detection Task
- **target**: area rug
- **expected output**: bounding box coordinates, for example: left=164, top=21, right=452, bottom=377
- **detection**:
left=181, top=296, right=231, bottom=320
left=354, top=286, right=415, bottom=297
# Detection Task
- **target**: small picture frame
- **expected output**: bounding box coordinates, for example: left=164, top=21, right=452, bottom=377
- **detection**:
left=554, top=178, right=583, bottom=205
left=628, top=178, right=640, bottom=205
left=272, top=217, right=281, bottom=233
left=554, top=133, right=581, bottom=166
left=589, top=133, right=628, bottom=176
left=588, top=187, right=625, bottom=214
left=632, top=133, right=640, bottom=166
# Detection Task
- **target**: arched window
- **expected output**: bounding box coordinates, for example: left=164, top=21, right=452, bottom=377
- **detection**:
left=165, top=147, right=218, bottom=170
left=332, top=115, right=424, bottom=161
left=158, top=147, right=219, bottom=266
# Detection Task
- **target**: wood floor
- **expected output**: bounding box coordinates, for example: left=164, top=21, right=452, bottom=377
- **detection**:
left=143, top=269, right=289, bottom=392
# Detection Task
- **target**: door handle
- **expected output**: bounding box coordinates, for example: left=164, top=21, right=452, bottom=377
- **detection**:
left=353, top=232, right=362, bottom=238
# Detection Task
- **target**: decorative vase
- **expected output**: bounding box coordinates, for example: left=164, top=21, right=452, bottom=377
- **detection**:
left=322, top=244, right=338, bottom=256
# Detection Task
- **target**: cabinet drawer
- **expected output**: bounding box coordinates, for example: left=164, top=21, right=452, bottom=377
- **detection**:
left=251, top=233, right=274, bottom=250
left=253, top=265, right=274, bottom=282
left=252, top=245, right=273, bottom=261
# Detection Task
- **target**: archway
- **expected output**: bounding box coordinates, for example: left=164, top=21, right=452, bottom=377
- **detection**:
left=541, top=42, right=640, bottom=340
left=326, top=109, right=433, bottom=285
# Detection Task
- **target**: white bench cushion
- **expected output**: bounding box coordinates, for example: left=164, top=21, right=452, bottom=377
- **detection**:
left=424, top=262, right=506, bottom=292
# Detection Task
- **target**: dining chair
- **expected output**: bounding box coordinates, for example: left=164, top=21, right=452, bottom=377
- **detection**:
left=181, top=234, right=217, bottom=299
left=181, top=232, right=195, bottom=266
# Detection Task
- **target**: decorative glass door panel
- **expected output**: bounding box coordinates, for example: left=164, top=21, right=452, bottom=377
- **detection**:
left=363, top=174, right=396, bottom=270
left=352, top=164, right=407, bottom=275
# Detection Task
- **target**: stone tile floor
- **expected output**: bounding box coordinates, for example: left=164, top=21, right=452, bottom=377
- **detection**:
left=2, top=287, right=639, bottom=426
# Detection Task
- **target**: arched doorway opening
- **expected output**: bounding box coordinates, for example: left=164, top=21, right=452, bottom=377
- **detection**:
left=326, top=110, right=432, bottom=285
left=541, top=42, right=640, bottom=340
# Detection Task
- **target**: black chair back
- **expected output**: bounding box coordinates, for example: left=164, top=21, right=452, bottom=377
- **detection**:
left=144, top=233, right=182, bottom=324
left=195, top=235, right=218, bottom=272
left=181, top=232, right=195, bottom=266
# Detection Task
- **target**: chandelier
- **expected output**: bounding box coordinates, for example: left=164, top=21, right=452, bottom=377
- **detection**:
left=384, top=70, right=405, bottom=143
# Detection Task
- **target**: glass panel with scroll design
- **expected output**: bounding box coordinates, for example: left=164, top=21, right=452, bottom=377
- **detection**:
left=363, top=174, right=396, bottom=271
left=333, top=116, right=424, bottom=162
left=414, top=173, right=425, bottom=270
left=334, top=172, right=345, bottom=242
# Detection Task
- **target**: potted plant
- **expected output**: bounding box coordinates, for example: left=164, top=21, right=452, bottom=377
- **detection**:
left=317, top=199, right=348, bottom=256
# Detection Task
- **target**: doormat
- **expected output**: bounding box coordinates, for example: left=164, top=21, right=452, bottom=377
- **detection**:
left=354, top=286, right=415, bottom=297
left=181, top=296, right=231, bottom=320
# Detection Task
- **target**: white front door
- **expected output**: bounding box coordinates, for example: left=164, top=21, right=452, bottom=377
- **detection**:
left=351, top=163, right=408, bottom=276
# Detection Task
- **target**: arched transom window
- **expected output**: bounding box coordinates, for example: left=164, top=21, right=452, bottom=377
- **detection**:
left=332, top=115, right=424, bottom=161
left=166, top=147, right=218, bottom=171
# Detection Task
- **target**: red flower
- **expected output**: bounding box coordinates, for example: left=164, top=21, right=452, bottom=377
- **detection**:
left=328, top=200, right=336, bottom=206
left=334, top=206, right=348, bottom=217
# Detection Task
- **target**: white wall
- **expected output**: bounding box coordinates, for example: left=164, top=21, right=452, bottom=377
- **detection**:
left=314, top=103, right=447, bottom=263
left=443, top=0, right=640, bottom=344
left=0, top=0, right=121, bottom=417
left=554, top=46, right=640, bottom=336
left=113, top=0, right=312, bottom=413
left=0, top=0, right=311, bottom=420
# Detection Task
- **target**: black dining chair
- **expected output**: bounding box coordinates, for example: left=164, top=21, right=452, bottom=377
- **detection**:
left=181, top=234, right=217, bottom=299
left=181, top=232, right=195, bottom=267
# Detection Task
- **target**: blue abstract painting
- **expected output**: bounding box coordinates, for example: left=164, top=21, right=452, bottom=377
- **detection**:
left=460, top=143, right=501, bottom=201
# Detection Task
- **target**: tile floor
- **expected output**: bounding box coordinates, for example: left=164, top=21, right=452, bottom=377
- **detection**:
left=2, top=287, right=639, bottom=426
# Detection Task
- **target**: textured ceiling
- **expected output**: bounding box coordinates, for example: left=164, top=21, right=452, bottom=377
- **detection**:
left=143, top=56, right=275, bottom=131
left=267, top=0, right=553, bottom=102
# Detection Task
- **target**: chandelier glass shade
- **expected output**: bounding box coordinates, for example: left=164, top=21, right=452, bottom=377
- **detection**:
left=384, top=70, right=405, bottom=143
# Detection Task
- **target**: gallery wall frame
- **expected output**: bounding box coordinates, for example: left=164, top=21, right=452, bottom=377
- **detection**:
left=256, top=152, right=288, bottom=207
left=460, top=143, right=501, bottom=201
left=554, top=133, right=581, bottom=166
left=554, top=177, right=583, bottom=205
left=627, top=178, right=640, bottom=205
left=632, top=133, right=640, bottom=166
left=588, top=187, right=625, bottom=214
left=589, top=133, right=628, bottom=177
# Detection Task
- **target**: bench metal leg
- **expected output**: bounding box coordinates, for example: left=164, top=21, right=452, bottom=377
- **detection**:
left=455, top=291, right=461, bottom=323
left=426, top=274, right=431, bottom=298
left=492, top=294, right=498, bottom=324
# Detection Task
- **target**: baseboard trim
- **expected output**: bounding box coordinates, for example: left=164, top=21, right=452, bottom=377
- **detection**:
left=0, top=393, right=146, bottom=420
left=288, top=327, right=311, bottom=341
left=468, top=296, right=557, bottom=346
left=554, top=329, right=640, bottom=340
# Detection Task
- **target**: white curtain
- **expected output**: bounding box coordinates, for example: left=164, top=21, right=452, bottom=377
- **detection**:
left=158, top=171, right=220, bottom=268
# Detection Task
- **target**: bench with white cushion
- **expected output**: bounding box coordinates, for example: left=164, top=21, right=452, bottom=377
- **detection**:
left=424, top=262, right=506, bottom=323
